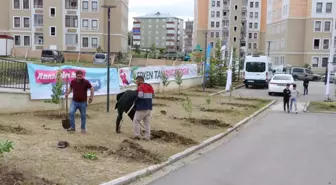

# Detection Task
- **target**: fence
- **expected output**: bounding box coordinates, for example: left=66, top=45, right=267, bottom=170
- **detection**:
left=0, top=58, right=29, bottom=91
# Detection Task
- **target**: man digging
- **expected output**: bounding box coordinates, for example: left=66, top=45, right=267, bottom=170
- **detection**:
left=131, top=76, right=154, bottom=141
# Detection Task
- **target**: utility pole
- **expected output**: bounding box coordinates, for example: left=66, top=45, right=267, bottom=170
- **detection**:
left=202, top=32, right=208, bottom=92
left=267, top=41, right=272, bottom=57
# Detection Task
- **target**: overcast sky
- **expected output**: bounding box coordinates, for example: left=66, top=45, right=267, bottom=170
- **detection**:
left=128, top=0, right=194, bottom=30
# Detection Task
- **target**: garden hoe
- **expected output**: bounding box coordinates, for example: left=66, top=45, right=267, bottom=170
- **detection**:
left=62, top=77, right=71, bottom=129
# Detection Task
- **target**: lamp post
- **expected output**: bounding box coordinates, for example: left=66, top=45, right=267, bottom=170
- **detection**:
left=101, top=5, right=116, bottom=112
left=266, top=41, right=272, bottom=57
left=203, top=32, right=208, bottom=92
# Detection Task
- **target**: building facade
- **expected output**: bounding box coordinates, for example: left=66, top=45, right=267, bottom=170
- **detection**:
left=0, top=0, right=129, bottom=58
left=193, top=0, right=267, bottom=57
left=132, top=12, right=184, bottom=52
left=184, top=20, right=193, bottom=53
left=266, top=0, right=336, bottom=72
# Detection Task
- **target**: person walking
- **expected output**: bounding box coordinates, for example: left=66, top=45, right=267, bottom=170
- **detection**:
left=283, top=84, right=291, bottom=113
left=132, top=76, right=154, bottom=141
left=303, top=75, right=309, bottom=95
left=290, top=84, right=299, bottom=114
left=65, top=70, right=94, bottom=133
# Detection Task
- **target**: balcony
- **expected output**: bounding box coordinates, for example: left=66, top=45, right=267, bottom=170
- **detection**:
left=223, top=16, right=229, bottom=20
left=34, top=14, right=43, bottom=27
left=65, top=0, right=78, bottom=9
left=65, top=15, right=78, bottom=28
left=223, top=6, right=229, bottom=11
left=33, top=0, right=43, bottom=8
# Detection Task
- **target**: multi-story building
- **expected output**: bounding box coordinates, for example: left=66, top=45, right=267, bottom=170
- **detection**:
left=0, top=0, right=129, bottom=58
left=132, top=12, right=184, bottom=51
left=193, top=0, right=267, bottom=58
left=184, top=20, right=193, bottom=53
left=266, top=0, right=336, bottom=72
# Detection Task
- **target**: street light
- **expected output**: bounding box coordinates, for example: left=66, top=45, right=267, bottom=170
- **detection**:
left=101, top=4, right=117, bottom=112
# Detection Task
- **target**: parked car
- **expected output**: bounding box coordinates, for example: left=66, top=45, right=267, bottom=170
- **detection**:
left=321, top=73, right=336, bottom=83
left=290, top=67, right=321, bottom=81
left=268, top=74, right=295, bottom=95
left=243, top=55, right=273, bottom=88
left=41, top=49, right=65, bottom=63
left=158, top=52, right=185, bottom=60
left=93, top=53, right=108, bottom=64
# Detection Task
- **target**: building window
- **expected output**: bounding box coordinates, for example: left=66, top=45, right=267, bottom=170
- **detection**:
left=65, top=15, right=78, bottom=28
left=235, top=5, right=238, bottom=10
left=65, top=0, right=78, bottom=9
left=212, top=0, right=215, bottom=7
left=254, top=23, right=258, bottom=29
left=234, top=16, right=237, bottom=20
left=323, top=39, right=330, bottom=49
left=216, top=22, right=219, bottom=28
left=23, top=17, right=30, bottom=28
left=233, top=37, right=236, bottom=42
left=34, top=14, right=43, bottom=27
left=254, top=33, right=258, bottom=39
left=210, top=32, right=214, bottom=38
left=314, top=21, right=322, bottom=31
left=326, top=3, right=332, bottom=13
left=211, top=21, right=214, bottom=28
left=316, top=2, right=322, bottom=13
left=82, top=1, right=88, bottom=11
left=65, top=34, right=78, bottom=46
left=255, top=2, right=259, bottom=8
left=249, top=33, right=252, bottom=38
left=334, top=36, right=336, bottom=47
left=322, top=57, right=328, bottom=67
left=50, top=8, right=56, bottom=17
left=82, top=19, right=89, bottom=30
left=34, top=0, right=43, bottom=8
left=248, top=43, right=251, bottom=49
left=216, top=11, right=220, bottom=17
left=211, top=11, right=215, bottom=17
left=312, top=57, right=319, bottom=67
left=14, top=35, right=21, bottom=46
left=23, top=0, right=30, bottom=9
left=14, top=17, right=21, bottom=28
left=255, top=12, right=259, bottom=18
left=50, top=26, right=56, bottom=36
left=217, top=1, right=220, bottom=7
left=92, top=38, right=98, bottom=48
left=216, top=32, right=219, bottom=38
left=91, top=19, right=98, bottom=30
left=324, top=21, right=331, bottom=32
left=92, top=1, right=98, bottom=12
left=82, top=37, right=89, bottom=47
left=23, top=35, right=30, bottom=46
left=253, top=43, right=257, bottom=49
left=313, top=39, right=320, bottom=49
left=13, top=0, right=20, bottom=9
left=250, top=2, right=253, bottom=8
left=249, top=22, right=252, bottom=28
left=249, top=12, right=253, bottom=18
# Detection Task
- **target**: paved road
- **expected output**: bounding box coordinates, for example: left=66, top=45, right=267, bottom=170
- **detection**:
left=145, top=82, right=336, bottom=185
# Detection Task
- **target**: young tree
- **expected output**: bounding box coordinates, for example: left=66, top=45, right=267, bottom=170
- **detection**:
left=174, top=69, right=184, bottom=94
left=205, top=97, right=212, bottom=109
left=160, top=72, right=170, bottom=96
left=182, top=96, right=192, bottom=119
left=45, top=70, right=63, bottom=116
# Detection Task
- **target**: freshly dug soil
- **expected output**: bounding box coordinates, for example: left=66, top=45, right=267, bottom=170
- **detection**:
left=218, top=102, right=258, bottom=108
left=0, top=124, right=30, bottom=134
left=153, top=103, right=168, bottom=107
left=155, top=96, right=184, bottom=101
left=74, top=145, right=109, bottom=154
left=109, top=139, right=164, bottom=164
left=200, top=107, right=240, bottom=115
left=173, top=116, right=232, bottom=129
left=33, top=111, right=91, bottom=119
left=150, top=130, right=198, bottom=146
left=0, top=164, right=59, bottom=185
left=235, top=97, right=268, bottom=103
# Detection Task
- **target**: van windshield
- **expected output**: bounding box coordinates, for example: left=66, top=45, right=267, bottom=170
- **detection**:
left=95, top=54, right=106, bottom=59
left=246, top=62, right=266, bottom=72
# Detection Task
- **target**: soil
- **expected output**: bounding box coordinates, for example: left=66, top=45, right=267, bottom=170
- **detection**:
left=9, top=111, right=91, bottom=119
left=0, top=124, right=30, bottom=134
left=155, top=96, right=184, bottom=101
left=153, top=103, right=168, bottom=107
left=150, top=130, right=198, bottom=146
left=160, top=110, right=167, bottom=115
left=173, top=116, right=232, bottom=129
left=235, top=97, right=269, bottom=103
left=74, top=145, right=109, bottom=154
left=200, top=107, right=240, bottom=115
left=218, top=101, right=258, bottom=108
left=108, top=139, right=164, bottom=164
left=0, top=164, right=59, bottom=185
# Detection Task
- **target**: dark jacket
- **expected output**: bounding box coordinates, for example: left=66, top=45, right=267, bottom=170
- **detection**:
left=303, top=78, right=309, bottom=87
left=135, top=83, right=154, bottom=111
left=115, top=90, right=137, bottom=120
left=283, top=88, right=291, bottom=100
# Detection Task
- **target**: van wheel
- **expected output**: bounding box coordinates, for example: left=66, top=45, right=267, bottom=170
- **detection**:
left=245, top=84, right=249, bottom=88
left=268, top=92, right=272, bottom=96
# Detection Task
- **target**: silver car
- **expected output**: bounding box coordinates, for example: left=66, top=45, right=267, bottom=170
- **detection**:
left=291, top=67, right=321, bottom=81
left=93, top=53, right=108, bottom=64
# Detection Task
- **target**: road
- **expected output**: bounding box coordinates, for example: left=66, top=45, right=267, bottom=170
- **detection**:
left=143, top=81, right=336, bottom=185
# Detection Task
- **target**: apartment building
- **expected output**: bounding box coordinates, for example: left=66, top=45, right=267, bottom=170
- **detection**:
left=132, top=12, right=184, bottom=52
left=266, top=0, right=336, bottom=72
left=0, top=0, right=129, bottom=58
left=184, top=20, right=193, bottom=53
left=193, top=0, right=267, bottom=57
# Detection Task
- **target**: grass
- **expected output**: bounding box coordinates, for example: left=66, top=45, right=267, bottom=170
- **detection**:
left=0, top=88, right=270, bottom=185
left=308, top=101, right=336, bottom=112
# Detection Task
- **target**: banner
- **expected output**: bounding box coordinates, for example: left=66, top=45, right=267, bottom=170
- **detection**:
left=27, top=63, right=120, bottom=100
left=118, top=64, right=198, bottom=87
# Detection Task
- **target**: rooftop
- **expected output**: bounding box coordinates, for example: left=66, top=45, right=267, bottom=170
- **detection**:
left=134, top=12, right=182, bottom=20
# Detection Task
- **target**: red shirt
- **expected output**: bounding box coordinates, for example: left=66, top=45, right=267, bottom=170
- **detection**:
left=70, top=79, right=92, bottom=102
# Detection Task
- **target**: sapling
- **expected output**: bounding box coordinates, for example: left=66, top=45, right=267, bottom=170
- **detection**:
left=229, top=85, right=235, bottom=103
left=175, top=69, right=184, bottom=94
left=205, top=97, right=212, bottom=109
left=0, top=140, right=14, bottom=158
left=160, top=72, right=170, bottom=97
left=45, top=70, right=63, bottom=116
left=182, top=96, right=193, bottom=119
left=82, top=152, right=98, bottom=160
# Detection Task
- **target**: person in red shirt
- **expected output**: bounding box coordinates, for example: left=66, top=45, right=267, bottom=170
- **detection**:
left=65, top=70, right=94, bottom=133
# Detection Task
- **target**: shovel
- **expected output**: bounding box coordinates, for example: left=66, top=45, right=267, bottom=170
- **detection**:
left=62, top=77, right=71, bottom=129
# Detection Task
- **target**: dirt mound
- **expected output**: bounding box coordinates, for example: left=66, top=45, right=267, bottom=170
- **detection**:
left=74, top=145, right=109, bottom=154
left=109, top=139, right=163, bottom=164
left=150, top=130, right=198, bottom=145
left=200, top=107, right=240, bottom=115
left=153, top=103, right=168, bottom=107
left=0, top=124, right=30, bottom=134
left=173, top=117, right=232, bottom=129
left=0, top=164, right=59, bottom=185
left=218, top=102, right=258, bottom=108
left=33, top=111, right=91, bottom=119
left=155, top=96, right=184, bottom=101
left=235, top=97, right=268, bottom=102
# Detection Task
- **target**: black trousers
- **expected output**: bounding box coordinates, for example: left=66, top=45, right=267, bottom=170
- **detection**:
left=284, top=99, right=290, bottom=111
left=303, top=85, right=308, bottom=95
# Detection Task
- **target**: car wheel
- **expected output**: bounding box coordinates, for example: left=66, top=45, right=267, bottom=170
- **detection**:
left=268, top=92, right=272, bottom=96
left=245, top=84, right=249, bottom=88
left=293, top=75, right=298, bottom=80
left=313, top=77, right=317, bottom=81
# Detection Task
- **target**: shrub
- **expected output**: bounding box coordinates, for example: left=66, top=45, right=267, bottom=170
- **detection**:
left=205, top=97, right=212, bottom=109
left=175, top=70, right=184, bottom=93
left=0, top=140, right=14, bottom=158
left=160, top=72, right=170, bottom=96
left=182, top=96, right=192, bottom=119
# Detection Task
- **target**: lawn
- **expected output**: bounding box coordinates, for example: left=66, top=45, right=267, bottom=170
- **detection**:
left=0, top=88, right=270, bottom=185
left=308, top=101, right=336, bottom=112
left=30, top=60, right=128, bottom=68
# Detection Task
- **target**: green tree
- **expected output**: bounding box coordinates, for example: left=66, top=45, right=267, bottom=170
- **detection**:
left=160, top=72, right=170, bottom=96
left=175, top=70, right=184, bottom=94
left=134, top=45, right=141, bottom=54
left=182, top=96, right=192, bottom=119
left=45, top=70, right=63, bottom=116
left=96, top=46, right=104, bottom=53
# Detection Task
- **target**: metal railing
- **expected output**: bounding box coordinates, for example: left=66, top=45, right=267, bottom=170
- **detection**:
left=0, top=58, right=29, bottom=91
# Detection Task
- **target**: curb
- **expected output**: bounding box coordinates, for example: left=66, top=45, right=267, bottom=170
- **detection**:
left=100, top=100, right=276, bottom=185
left=209, top=84, right=245, bottom=96
left=303, top=101, right=310, bottom=112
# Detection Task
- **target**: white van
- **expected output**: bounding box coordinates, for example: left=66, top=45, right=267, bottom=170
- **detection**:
left=243, top=55, right=273, bottom=88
